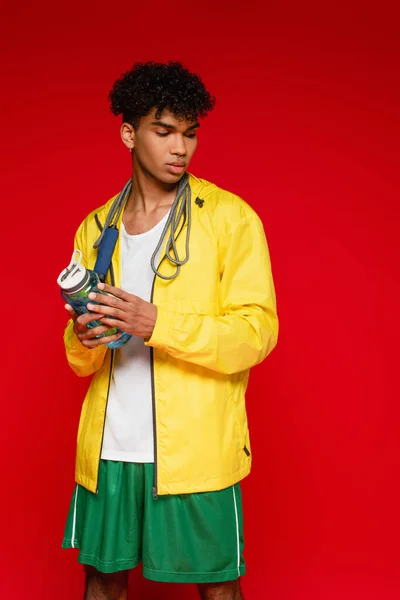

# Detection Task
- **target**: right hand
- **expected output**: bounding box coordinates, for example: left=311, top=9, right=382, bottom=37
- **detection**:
left=65, top=304, right=123, bottom=348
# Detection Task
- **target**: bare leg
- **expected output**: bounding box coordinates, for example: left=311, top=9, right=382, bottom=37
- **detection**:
left=84, top=566, right=129, bottom=600
left=198, top=579, right=244, bottom=600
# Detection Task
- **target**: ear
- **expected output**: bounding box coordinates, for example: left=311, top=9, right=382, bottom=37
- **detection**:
left=121, top=122, right=135, bottom=151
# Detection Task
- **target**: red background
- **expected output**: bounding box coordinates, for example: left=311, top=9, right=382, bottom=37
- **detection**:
left=1, top=2, right=399, bottom=599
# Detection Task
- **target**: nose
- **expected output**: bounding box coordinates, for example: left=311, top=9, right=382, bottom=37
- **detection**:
left=170, top=135, right=187, bottom=157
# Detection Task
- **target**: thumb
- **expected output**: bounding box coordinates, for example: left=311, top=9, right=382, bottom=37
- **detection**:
left=64, top=304, right=77, bottom=322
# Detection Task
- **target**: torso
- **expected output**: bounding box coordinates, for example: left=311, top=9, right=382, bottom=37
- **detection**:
left=101, top=208, right=172, bottom=463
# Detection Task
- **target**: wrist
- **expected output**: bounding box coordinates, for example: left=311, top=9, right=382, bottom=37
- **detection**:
left=144, top=304, right=158, bottom=340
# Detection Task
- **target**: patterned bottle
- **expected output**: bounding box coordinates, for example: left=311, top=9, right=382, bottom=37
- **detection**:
left=57, top=250, right=131, bottom=349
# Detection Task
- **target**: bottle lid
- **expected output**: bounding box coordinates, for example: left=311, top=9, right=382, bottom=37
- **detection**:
left=57, top=250, right=90, bottom=293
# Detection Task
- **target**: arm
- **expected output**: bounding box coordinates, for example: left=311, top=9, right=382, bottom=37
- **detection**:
left=145, top=209, right=278, bottom=375
left=63, top=222, right=108, bottom=377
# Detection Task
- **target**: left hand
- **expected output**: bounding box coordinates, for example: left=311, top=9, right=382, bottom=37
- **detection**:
left=87, top=283, right=158, bottom=340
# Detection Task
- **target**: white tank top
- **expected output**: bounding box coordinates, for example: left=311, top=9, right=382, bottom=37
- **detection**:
left=101, top=210, right=170, bottom=463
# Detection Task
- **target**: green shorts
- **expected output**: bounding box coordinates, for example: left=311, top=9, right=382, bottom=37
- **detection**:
left=62, top=460, right=246, bottom=583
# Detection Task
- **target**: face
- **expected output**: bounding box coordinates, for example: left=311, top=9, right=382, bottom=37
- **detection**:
left=121, top=108, right=199, bottom=184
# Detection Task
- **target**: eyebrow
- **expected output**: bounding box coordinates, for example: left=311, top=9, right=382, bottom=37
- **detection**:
left=150, top=120, right=200, bottom=132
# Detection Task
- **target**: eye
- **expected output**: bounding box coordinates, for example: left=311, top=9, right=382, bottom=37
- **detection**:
left=185, top=133, right=197, bottom=139
left=156, top=131, right=169, bottom=137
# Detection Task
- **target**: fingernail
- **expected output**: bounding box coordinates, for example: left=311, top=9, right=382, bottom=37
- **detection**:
left=98, top=283, right=105, bottom=289
left=87, top=303, right=94, bottom=310
left=88, top=292, right=96, bottom=299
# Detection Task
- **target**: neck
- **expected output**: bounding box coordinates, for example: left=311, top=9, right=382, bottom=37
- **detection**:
left=125, top=158, right=178, bottom=214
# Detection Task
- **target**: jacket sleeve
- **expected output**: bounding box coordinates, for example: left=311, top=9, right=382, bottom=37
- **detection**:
left=145, top=207, right=278, bottom=375
left=63, top=221, right=108, bottom=377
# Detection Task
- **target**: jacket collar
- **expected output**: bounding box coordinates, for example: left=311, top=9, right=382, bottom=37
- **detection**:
left=95, top=172, right=206, bottom=227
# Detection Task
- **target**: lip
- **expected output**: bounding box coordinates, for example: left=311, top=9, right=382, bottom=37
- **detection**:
left=166, top=163, right=186, bottom=174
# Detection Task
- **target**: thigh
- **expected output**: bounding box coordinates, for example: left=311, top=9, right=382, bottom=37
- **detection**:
left=142, top=466, right=246, bottom=584
left=63, top=460, right=145, bottom=573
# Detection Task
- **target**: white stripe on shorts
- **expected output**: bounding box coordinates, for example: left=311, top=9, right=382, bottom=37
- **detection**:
left=232, top=485, right=241, bottom=578
left=71, top=484, right=79, bottom=549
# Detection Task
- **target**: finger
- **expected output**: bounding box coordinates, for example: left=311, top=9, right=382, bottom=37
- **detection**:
left=97, top=283, right=131, bottom=302
left=65, top=304, right=77, bottom=320
left=76, top=311, right=106, bottom=326
left=65, top=304, right=76, bottom=315
left=87, top=292, right=126, bottom=310
left=77, top=324, right=119, bottom=340
left=81, top=332, right=123, bottom=348
left=98, top=317, right=127, bottom=330
left=86, top=303, right=126, bottom=319
left=74, top=313, right=108, bottom=335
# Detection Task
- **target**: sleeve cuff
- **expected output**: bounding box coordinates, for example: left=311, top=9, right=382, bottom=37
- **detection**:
left=64, top=319, right=81, bottom=350
left=144, top=305, right=171, bottom=351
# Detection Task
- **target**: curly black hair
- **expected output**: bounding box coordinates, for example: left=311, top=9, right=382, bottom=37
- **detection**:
left=109, top=61, right=215, bottom=127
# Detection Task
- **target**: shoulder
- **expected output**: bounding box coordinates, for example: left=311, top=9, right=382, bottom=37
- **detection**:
left=189, top=173, right=262, bottom=227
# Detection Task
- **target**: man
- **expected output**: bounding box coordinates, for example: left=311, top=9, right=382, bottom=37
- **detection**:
left=61, top=61, right=278, bottom=600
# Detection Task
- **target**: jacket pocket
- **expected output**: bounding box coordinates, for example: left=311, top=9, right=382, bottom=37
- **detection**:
left=229, top=374, right=249, bottom=454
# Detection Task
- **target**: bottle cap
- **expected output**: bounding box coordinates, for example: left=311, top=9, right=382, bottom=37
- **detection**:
left=57, top=250, right=90, bottom=293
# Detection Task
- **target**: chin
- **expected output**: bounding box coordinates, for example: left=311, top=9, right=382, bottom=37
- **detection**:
left=159, top=171, right=186, bottom=184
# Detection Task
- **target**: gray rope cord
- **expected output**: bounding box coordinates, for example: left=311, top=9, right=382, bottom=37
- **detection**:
left=150, top=173, right=191, bottom=280
left=93, top=173, right=191, bottom=281
left=93, top=178, right=132, bottom=249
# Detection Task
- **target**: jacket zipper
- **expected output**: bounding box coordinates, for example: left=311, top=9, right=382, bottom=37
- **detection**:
left=94, top=215, right=115, bottom=494
left=94, top=203, right=189, bottom=499
left=150, top=275, right=158, bottom=500
left=150, top=214, right=188, bottom=500
left=94, top=215, right=161, bottom=497
left=96, top=348, right=114, bottom=493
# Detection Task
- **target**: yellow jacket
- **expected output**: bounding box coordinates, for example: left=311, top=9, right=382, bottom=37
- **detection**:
left=64, top=173, right=278, bottom=495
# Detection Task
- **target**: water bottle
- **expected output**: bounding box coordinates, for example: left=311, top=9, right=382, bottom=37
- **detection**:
left=57, top=250, right=131, bottom=349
